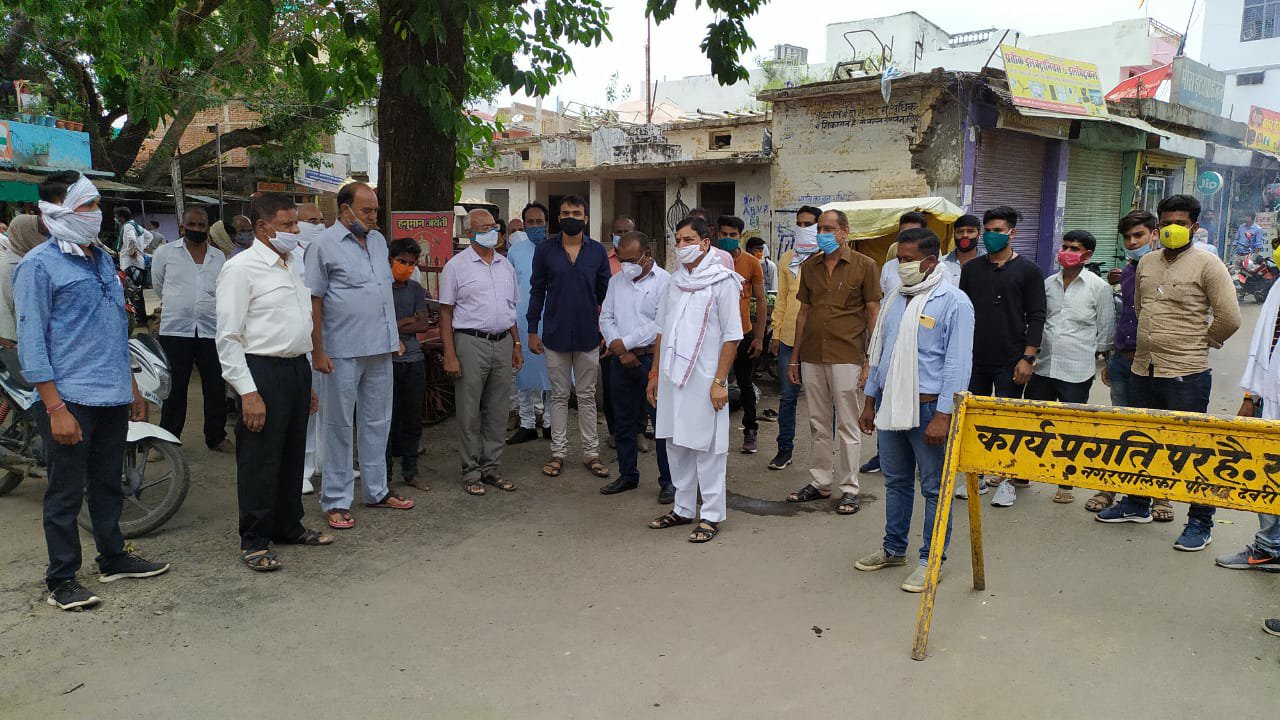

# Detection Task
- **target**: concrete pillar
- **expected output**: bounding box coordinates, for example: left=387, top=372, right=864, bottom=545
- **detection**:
left=1038, top=139, right=1070, bottom=274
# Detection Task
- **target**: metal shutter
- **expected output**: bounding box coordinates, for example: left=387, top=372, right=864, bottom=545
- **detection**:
left=1064, top=148, right=1124, bottom=271
left=973, top=129, right=1046, bottom=263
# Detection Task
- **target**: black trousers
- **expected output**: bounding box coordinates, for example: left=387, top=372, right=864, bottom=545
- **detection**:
left=387, top=358, right=426, bottom=480
left=601, top=355, right=616, bottom=436
left=732, top=331, right=758, bottom=432
left=158, top=335, right=228, bottom=449
left=968, top=359, right=1026, bottom=399
left=1025, top=374, right=1094, bottom=490
left=237, top=355, right=310, bottom=552
left=35, top=402, right=130, bottom=589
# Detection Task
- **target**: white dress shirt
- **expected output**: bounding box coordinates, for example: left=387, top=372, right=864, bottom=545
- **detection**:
left=152, top=240, right=225, bottom=338
left=600, top=264, right=670, bottom=350
left=1036, top=268, right=1115, bottom=384
left=215, top=239, right=314, bottom=395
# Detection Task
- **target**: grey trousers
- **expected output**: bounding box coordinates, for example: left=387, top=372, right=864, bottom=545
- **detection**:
left=545, top=349, right=600, bottom=459
left=319, top=353, right=393, bottom=511
left=455, top=332, right=514, bottom=482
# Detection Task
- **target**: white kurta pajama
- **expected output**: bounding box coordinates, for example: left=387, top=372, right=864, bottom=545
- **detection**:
left=655, top=252, right=744, bottom=523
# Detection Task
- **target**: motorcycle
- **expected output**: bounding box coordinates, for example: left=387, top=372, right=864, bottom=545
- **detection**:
left=1235, top=252, right=1279, bottom=304
left=0, top=334, right=190, bottom=538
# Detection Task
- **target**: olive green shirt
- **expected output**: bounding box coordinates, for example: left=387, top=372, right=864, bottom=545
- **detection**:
left=796, top=246, right=882, bottom=365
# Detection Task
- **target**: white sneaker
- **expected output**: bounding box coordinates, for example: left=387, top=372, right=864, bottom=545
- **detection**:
left=954, top=476, right=989, bottom=499
left=901, top=564, right=941, bottom=593
left=302, top=477, right=315, bottom=495
left=990, top=480, right=1016, bottom=507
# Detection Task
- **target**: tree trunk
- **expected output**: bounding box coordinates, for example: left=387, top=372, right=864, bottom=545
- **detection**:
left=376, top=0, right=468, bottom=218
left=135, top=105, right=199, bottom=186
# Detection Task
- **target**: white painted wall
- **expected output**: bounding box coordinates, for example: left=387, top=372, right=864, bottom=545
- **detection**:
left=333, top=105, right=380, bottom=186
left=456, top=177, right=533, bottom=224
left=825, top=12, right=952, bottom=69
left=1200, top=0, right=1280, bottom=121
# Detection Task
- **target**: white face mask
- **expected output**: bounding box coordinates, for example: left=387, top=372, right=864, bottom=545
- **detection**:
left=793, top=224, right=819, bottom=255
left=60, top=210, right=103, bottom=246
left=268, top=230, right=301, bottom=254
left=621, top=261, right=644, bottom=280
left=611, top=234, right=622, bottom=249
left=897, top=259, right=928, bottom=287
left=676, top=243, right=704, bottom=265
left=473, top=229, right=499, bottom=248
left=297, top=221, right=324, bottom=243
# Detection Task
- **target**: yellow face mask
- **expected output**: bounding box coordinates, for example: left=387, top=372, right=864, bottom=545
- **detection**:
left=1159, top=224, right=1190, bottom=250
left=1272, top=243, right=1280, bottom=267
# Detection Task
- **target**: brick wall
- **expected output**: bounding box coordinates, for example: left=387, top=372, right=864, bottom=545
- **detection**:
left=134, top=102, right=263, bottom=171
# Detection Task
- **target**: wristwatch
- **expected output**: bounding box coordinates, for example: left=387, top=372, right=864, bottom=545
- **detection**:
left=713, top=377, right=728, bottom=388
left=1020, top=354, right=1037, bottom=365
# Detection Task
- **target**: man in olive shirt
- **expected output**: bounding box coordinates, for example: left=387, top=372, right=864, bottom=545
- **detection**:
left=785, top=209, right=882, bottom=515
left=1097, top=195, right=1241, bottom=552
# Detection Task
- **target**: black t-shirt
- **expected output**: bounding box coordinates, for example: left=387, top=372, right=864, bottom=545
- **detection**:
left=959, top=253, right=1047, bottom=368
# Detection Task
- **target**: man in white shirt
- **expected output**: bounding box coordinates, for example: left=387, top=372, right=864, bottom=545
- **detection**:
left=115, top=206, right=153, bottom=325
left=152, top=206, right=230, bottom=451
left=1023, top=229, right=1115, bottom=506
left=145, top=221, right=167, bottom=253
left=216, top=193, right=331, bottom=572
left=599, top=231, right=673, bottom=502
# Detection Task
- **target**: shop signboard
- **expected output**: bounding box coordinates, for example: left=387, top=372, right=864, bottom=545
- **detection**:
left=391, top=211, right=454, bottom=270
left=1169, top=57, right=1225, bottom=116
left=1245, top=106, right=1280, bottom=154
left=1001, top=46, right=1108, bottom=117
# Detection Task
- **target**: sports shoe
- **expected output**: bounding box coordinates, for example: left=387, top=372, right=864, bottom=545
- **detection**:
left=1215, top=545, right=1280, bottom=571
left=741, top=430, right=758, bottom=454
left=767, top=449, right=793, bottom=470
left=859, top=455, right=881, bottom=474
left=99, top=554, right=171, bottom=583
left=954, top=476, right=989, bottom=499
left=990, top=480, right=1016, bottom=507
left=302, top=477, right=315, bottom=495
left=1174, top=524, right=1213, bottom=552
left=1264, top=619, right=1280, bottom=637
left=1095, top=503, right=1152, bottom=523
left=506, top=427, right=539, bottom=445
left=657, top=486, right=675, bottom=505
left=854, top=548, right=908, bottom=572
left=901, top=564, right=941, bottom=593
left=47, top=580, right=100, bottom=611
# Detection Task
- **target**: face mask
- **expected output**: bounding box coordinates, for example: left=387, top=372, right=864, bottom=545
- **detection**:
left=611, top=234, right=621, bottom=249
left=620, top=261, right=644, bottom=280
left=473, top=229, right=499, bottom=248
left=525, top=225, right=547, bottom=243
left=817, top=232, right=840, bottom=255
left=676, top=243, right=704, bottom=265
left=897, top=259, right=928, bottom=287
left=982, top=230, right=1010, bottom=254
left=559, top=217, right=585, bottom=236
left=1057, top=249, right=1085, bottom=269
left=268, top=230, right=300, bottom=254
left=298, top=221, right=324, bottom=242
left=391, top=262, right=415, bottom=282
left=185, top=229, right=208, bottom=244
left=57, top=210, right=103, bottom=246
left=1124, top=244, right=1153, bottom=262
left=234, top=231, right=254, bottom=247
left=1273, top=244, right=1280, bottom=268
left=1159, top=224, right=1190, bottom=250
left=717, top=237, right=740, bottom=252
left=954, top=233, right=978, bottom=252
left=342, top=206, right=370, bottom=238
left=793, top=225, right=819, bottom=255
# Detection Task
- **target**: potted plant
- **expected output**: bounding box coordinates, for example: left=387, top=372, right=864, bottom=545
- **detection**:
left=30, top=143, right=51, bottom=166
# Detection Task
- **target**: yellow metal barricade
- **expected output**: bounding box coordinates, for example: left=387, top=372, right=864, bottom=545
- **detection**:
left=912, top=392, right=1280, bottom=660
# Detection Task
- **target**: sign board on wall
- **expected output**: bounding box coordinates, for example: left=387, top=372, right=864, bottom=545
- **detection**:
left=0, top=122, right=10, bottom=161
left=1195, top=170, right=1223, bottom=195
left=391, top=211, right=454, bottom=270
left=1001, top=45, right=1107, bottom=117
left=1246, top=106, right=1280, bottom=154
left=294, top=152, right=350, bottom=194
left=1170, top=57, right=1225, bottom=116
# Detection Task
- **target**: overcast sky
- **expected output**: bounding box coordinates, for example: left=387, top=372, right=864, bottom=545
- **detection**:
left=497, top=0, right=1204, bottom=110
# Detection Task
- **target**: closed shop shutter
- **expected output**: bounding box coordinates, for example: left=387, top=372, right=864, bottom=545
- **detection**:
left=1064, top=148, right=1124, bottom=271
left=973, top=129, right=1046, bottom=263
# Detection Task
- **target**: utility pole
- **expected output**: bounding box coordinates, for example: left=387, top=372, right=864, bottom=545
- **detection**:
left=645, top=15, right=653, bottom=124
left=207, top=122, right=224, bottom=221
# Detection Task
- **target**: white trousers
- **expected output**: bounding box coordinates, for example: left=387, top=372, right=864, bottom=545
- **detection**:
left=546, top=349, right=600, bottom=458
left=517, top=388, right=550, bottom=429
left=667, top=444, right=728, bottom=523
left=303, top=366, right=324, bottom=480
left=802, top=362, right=862, bottom=497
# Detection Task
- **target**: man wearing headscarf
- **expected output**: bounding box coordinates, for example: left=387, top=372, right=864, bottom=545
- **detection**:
left=15, top=171, right=169, bottom=611
left=209, top=219, right=235, bottom=257
left=0, top=214, right=45, bottom=346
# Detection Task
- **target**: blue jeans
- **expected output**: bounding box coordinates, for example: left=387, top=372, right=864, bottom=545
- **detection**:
left=1256, top=515, right=1280, bottom=555
left=611, top=354, right=672, bottom=491
left=1119, top=369, right=1214, bottom=528
left=879, top=401, right=953, bottom=564
left=1107, top=353, right=1135, bottom=406
left=776, top=342, right=802, bottom=452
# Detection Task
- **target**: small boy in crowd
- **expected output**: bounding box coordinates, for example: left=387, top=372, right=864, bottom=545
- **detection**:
left=388, top=238, right=431, bottom=490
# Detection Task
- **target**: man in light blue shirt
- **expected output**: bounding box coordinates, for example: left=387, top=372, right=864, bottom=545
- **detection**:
left=307, top=182, right=413, bottom=530
left=855, top=227, right=973, bottom=594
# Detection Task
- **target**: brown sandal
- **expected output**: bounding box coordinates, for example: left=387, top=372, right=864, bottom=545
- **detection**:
left=583, top=457, right=610, bottom=478
left=1152, top=499, right=1175, bottom=522
left=1053, top=488, right=1075, bottom=504
left=482, top=474, right=517, bottom=492
left=1085, top=491, right=1115, bottom=512
left=542, top=457, right=564, bottom=477
left=649, top=511, right=693, bottom=529
left=689, top=520, right=720, bottom=543
left=464, top=480, right=486, bottom=496
left=787, top=485, right=831, bottom=503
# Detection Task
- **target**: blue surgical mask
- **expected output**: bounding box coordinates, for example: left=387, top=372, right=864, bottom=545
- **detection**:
left=525, top=225, right=547, bottom=244
left=1124, top=244, right=1153, bottom=262
left=611, top=234, right=621, bottom=249
left=817, top=232, right=839, bottom=255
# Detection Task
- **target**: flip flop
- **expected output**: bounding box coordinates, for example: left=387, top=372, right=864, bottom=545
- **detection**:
left=326, top=509, right=355, bottom=529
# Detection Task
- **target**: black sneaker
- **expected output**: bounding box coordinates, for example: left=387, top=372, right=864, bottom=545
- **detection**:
left=859, top=455, right=881, bottom=474
left=768, top=450, right=793, bottom=470
left=1265, top=618, right=1280, bottom=637
left=47, top=579, right=101, bottom=611
left=541, top=426, right=551, bottom=439
left=99, top=554, right=171, bottom=583
left=741, top=430, right=758, bottom=454
left=657, top=487, right=675, bottom=504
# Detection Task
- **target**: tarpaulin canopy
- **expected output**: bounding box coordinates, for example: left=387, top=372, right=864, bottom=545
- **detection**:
left=1105, top=64, right=1173, bottom=102
left=821, top=196, right=966, bottom=267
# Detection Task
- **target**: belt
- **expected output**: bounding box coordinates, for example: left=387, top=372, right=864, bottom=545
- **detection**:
left=631, top=345, right=656, bottom=356
left=455, top=328, right=508, bottom=342
left=919, top=393, right=938, bottom=403
left=1118, top=350, right=1135, bottom=360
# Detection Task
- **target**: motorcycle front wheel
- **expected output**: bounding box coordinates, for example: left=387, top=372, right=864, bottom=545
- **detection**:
left=79, top=438, right=190, bottom=538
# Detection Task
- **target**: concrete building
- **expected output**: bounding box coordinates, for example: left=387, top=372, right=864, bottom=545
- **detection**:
left=1200, top=0, right=1280, bottom=123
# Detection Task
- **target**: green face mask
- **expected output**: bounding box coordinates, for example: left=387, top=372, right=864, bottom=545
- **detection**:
left=717, top=237, right=740, bottom=252
left=982, top=230, right=1010, bottom=253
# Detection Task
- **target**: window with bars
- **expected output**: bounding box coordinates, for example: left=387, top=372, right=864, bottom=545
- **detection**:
left=1242, top=0, right=1279, bottom=41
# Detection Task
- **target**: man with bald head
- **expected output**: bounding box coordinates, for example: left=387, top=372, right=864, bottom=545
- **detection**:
left=306, top=182, right=414, bottom=530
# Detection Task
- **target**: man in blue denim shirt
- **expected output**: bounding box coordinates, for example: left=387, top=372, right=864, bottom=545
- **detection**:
left=15, top=171, right=169, bottom=611
left=854, top=228, right=974, bottom=594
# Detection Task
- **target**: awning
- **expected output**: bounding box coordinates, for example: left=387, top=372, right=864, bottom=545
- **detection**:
left=187, top=194, right=221, bottom=205
left=1105, top=64, right=1173, bottom=102
left=821, top=196, right=966, bottom=239
left=1012, top=107, right=1173, bottom=138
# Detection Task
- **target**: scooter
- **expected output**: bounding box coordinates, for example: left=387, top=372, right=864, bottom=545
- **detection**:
left=0, top=334, right=190, bottom=538
left=1235, top=252, right=1279, bottom=304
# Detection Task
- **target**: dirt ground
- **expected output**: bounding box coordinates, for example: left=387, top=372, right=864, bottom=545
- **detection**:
left=0, top=303, right=1275, bottom=719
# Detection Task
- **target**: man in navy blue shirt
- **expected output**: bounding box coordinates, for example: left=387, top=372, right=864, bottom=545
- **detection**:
left=527, top=195, right=612, bottom=480
left=16, top=171, right=169, bottom=611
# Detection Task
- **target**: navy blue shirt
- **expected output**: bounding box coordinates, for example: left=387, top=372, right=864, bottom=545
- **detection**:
left=527, top=235, right=611, bottom=353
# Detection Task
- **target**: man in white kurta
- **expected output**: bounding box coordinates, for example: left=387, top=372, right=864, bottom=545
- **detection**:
left=649, top=224, right=743, bottom=541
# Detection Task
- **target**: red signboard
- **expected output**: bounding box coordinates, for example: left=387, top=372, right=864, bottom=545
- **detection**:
left=391, top=211, right=454, bottom=270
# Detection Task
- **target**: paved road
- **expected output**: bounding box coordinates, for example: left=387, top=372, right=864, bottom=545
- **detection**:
left=0, top=302, right=1274, bottom=718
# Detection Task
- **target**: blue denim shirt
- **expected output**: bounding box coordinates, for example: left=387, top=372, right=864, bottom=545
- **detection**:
left=864, top=282, right=975, bottom=416
left=14, top=240, right=133, bottom=406
left=304, top=223, right=399, bottom=359
left=526, top=235, right=611, bottom=353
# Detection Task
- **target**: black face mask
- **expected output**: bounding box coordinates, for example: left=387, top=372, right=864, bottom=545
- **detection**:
left=955, top=234, right=978, bottom=252
left=185, top=229, right=208, bottom=244
left=559, top=217, right=585, bottom=236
